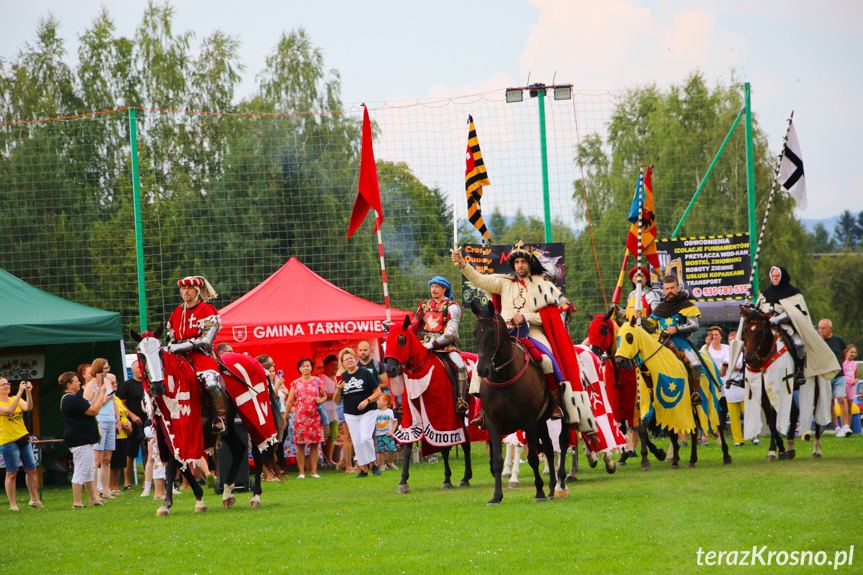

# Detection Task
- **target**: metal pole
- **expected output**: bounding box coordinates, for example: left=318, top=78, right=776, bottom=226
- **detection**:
left=537, top=90, right=552, bottom=243
left=744, top=83, right=758, bottom=299
left=129, top=108, right=147, bottom=331
left=672, top=108, right=745, bottom=237
left=634, top=167, right=644, bottom=326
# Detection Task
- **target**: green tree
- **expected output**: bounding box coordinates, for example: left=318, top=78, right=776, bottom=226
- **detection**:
left=834, top=209, right=860, bottom=249
left=806, top=222, right=836, bottom=253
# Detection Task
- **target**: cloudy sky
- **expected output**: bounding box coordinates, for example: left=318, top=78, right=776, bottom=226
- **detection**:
left=2, top=0, right=860, bottom=220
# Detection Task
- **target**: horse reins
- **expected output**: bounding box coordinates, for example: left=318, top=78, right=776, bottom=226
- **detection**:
left=477, top=315, right=530, bottom=387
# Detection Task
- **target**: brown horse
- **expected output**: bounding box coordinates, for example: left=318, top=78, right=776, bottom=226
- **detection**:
left=471, top=299, right=569, bottom=505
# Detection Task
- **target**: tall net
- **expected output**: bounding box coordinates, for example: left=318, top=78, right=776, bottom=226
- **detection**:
left=0, top=77, right=782, bottom=351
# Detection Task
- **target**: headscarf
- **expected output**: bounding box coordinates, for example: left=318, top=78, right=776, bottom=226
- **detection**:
left=428, top=276, right=452, bottom=300
left=760, top=266, right=801, bottom=304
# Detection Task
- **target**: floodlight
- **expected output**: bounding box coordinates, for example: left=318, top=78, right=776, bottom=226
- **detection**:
left=553, top=85, right=572, bottom=100
left=505, top=89, right=523, bottom=103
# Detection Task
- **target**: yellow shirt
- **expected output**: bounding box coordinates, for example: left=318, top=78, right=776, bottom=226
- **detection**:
left=115, top=396, right=130, bottom=440
left=0, top=398, right=29, bottom=445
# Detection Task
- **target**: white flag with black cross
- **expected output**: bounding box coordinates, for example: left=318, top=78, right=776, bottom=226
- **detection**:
left=778, top=121, right=807, bottom=210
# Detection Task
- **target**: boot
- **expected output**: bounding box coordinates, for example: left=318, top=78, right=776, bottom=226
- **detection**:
left=455, top=374, right=470, bottom=415
left=688, top=364, right=702, bottom=405
left=213, top=393, right=228, bottom=436
left=792, top=354, right=807, bottom=388
left=469, top=409, right=485, bottom=429
left=549, top=386, right=564, bottom=420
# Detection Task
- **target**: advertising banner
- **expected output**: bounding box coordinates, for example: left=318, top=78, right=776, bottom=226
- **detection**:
left=655, top=233, right=751, bottom=302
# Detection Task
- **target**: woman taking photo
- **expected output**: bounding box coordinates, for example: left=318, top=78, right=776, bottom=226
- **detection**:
left=59, top=371, right=111, bottom=508
left=83, top=358, right=119, bottom=498
left=285, top=358, right=326, bottom=479
left=0, top=378, right=43, bottom=510
left=334, top=348, right=382, bottom=478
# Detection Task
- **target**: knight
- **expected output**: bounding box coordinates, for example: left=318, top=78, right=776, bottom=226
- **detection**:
left=452, top=241, right=582, bottom=425
left=615, top=266, right=662, bottom=324
left=166, top=276, right=227, bottom=434
left=409, top=276, right=469, bottom=415
left=644, top=274, right=703, bottom=403
left=753, top=266, right=808, bottom=387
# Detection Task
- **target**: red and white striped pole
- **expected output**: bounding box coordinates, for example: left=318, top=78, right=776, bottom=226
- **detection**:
left=376, top=226, right=391, bottom=324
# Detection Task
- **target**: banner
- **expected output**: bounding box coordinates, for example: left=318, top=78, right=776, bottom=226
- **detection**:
left=0, top=352, right=44, bottom=380
left=655, top=233, right=751, bottom=302
left=461, top=243, right=566, bottom=305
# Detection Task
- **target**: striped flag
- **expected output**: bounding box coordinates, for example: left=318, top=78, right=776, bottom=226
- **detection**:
left=465, top=115, right=491, bottom=242
left=625, top=165, right=660, bottom=270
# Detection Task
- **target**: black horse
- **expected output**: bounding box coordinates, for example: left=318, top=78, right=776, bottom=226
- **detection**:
left=132, top=326, right=281, bottom=515
left=383, top=316, right=473, bottom=494
left=471, top=299, right=570, bottom=505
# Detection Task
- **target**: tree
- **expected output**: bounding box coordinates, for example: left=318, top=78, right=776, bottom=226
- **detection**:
left=807, top=222, right=836, bottom=253
left=834, top=209, right=861, bottom=249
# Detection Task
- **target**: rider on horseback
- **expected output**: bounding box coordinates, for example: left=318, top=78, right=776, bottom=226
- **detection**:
left=409, top=276, right=469, bottom=415
left=452, top=241, right=572, bottom=424
left=615, top=266, right=662, bottom=323
left=754, top=266, right=809, bottom=387
left=166, top=276, right=227, bottom=435
left=644, top=275, right=703, bottom=402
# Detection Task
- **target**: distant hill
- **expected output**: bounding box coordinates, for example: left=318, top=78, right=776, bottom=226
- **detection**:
left=799, top=215, right=841, bottom=234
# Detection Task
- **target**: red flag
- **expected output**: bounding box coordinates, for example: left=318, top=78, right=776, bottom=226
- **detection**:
left=347, top=105, right=383, bottom=240
left=625, top=166, right=660, bottom=270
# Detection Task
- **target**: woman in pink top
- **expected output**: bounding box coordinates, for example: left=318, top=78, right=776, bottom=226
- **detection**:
left=843, top=345, right=859, bottom=406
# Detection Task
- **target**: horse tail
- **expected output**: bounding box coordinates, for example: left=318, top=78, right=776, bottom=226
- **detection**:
left=259, top=440, right=284, bottom=480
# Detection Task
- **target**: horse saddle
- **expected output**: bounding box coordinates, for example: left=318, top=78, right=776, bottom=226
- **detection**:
left=432, top=351, right=459, bottom=386
left=517, top=337, right=545, bottom=369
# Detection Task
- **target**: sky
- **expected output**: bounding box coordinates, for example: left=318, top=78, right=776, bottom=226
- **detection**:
left=1, top=0, right=861, bottom=221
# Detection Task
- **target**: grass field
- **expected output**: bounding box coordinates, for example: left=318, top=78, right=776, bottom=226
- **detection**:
left=4, top=434, right=861, bottom=575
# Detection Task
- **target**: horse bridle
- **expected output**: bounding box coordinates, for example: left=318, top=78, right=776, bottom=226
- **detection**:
left=744, top=319, right=774, bottom=367
left=476, top=315, right=519, bottom=372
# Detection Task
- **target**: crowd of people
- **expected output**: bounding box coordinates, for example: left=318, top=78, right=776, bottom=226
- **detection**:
left=4, top=249, right=861, bottom=511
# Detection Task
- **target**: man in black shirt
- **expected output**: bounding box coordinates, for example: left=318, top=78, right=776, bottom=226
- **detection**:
left=818, top=319, right=851, bottom=437
left=117, top=361, right=152, bottom=493
left=357, top=341, right=390, bottom=394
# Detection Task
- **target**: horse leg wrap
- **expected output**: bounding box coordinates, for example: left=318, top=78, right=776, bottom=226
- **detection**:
left=468, top=371, right=481, bottom=395
left=561, top=381, right=597, bottom=432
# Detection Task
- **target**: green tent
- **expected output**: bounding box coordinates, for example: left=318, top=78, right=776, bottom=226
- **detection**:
left=0, top=268, right=124, bottom=466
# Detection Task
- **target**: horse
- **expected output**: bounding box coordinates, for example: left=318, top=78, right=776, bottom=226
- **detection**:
left=586, top=312, right=667, bottom=467
left=470, top=299, right=574, bottom=504
left=132, top=327, right=282, bottom=516
left=383, top=315, right=473, bottom=494
left=615, top=319, right=732, bottom=470
left=739, top=305, right=827, bottom=459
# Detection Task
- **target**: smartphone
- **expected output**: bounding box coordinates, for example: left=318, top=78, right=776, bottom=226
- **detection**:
left=278, top=369, right=284, bottom=378
left=105, top=389, right=116, bottom=397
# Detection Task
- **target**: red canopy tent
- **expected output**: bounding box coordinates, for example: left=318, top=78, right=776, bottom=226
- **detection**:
left=215, top=258, right=410, bottom=375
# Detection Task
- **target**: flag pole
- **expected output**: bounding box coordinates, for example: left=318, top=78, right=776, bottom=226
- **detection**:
left=634, top=166, right=645, bottom=326
left=610, top=248, right=630, bottom=306
left=376, top=225, right=392, bottom=324
left=728, top=112, right=794, bottom=374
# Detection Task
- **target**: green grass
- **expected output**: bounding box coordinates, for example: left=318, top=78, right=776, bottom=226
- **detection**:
left=4, top=435, right=861, bottom=575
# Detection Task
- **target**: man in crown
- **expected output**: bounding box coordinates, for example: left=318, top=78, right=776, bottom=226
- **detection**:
left=166, top=276, right=227, bottom=434
left=452, top=242, right=588, bottom=427
left=409, top=276, right=469, bottom=414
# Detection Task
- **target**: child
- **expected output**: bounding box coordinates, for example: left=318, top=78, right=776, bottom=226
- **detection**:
left=374, top=395, right=398, bottom=470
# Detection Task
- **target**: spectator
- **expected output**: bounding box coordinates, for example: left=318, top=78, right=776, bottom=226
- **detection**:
left=83, top=358, right=120, bottom=497
left=334, top=348, right=382, bottom=478
left=0, top=378, right=43, bottom=510
left=701, top=326, right=730, bottom=445
left=257, top=354, right=286, bottom=482
left=216, top=342, right=233, bottom=356
left=357, top=341, right=390, bottom=396
left=843, top=345, right=858, bottom=407
left=76, top=364, right=92, bottom=391
left=58, top=371, right=111, bottom=508
left=117, top=360, right=153, bottom=496
left=285, top=358, right=326, bottom=479
left=374, top=394, right=398, bottom=470
left=318, top=355, right=340, bottom=466
left=818, top=319, right=851, bottom=437
left=108, top=375, right=133, bottom=495
left=724, top=331, right=748, bottom=446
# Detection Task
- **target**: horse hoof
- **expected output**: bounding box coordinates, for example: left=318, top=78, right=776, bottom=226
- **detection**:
left=588, top=457, right=598, bottom=469
left=397, top=484, right=410, bottom=494
left=534, top=496, right=549, bottom=503
left=786, top=449, right=796, bottom=460
left=507, top=481, right=519, bottom=489
left=194, top=504, right=207, bottom=513
left=457, top=480, right=470, bottom=488
left=502, top=472, right=512, bottom=479
left=766, top=455, right=777, bottom=462
left=156, top=506, right=169, bottom=517
left=564, top=474, right=577, bottom=484
left=655, top=449, right=667, bottom=461
left=777, top=451, right=788, bottom=461
left=605, top=461, right=617, bottom=475
left=223, top=497, right=236, bottom=509
left=670, top=463, right=679, bottom=470
left=641, top=460, right=651, bottom=471
left=811, top=452, right=822, bottom=459
left=250, top=500, right=261, bottom=508
left=553, top=487, right=569, bottom=499
left=441, top=482, right=454, bottom=490
left=723, top=455, right=733, bottom=465
left=686, top=462, right=696, bottom=469
left=487, top=500, right=501, bottom=506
